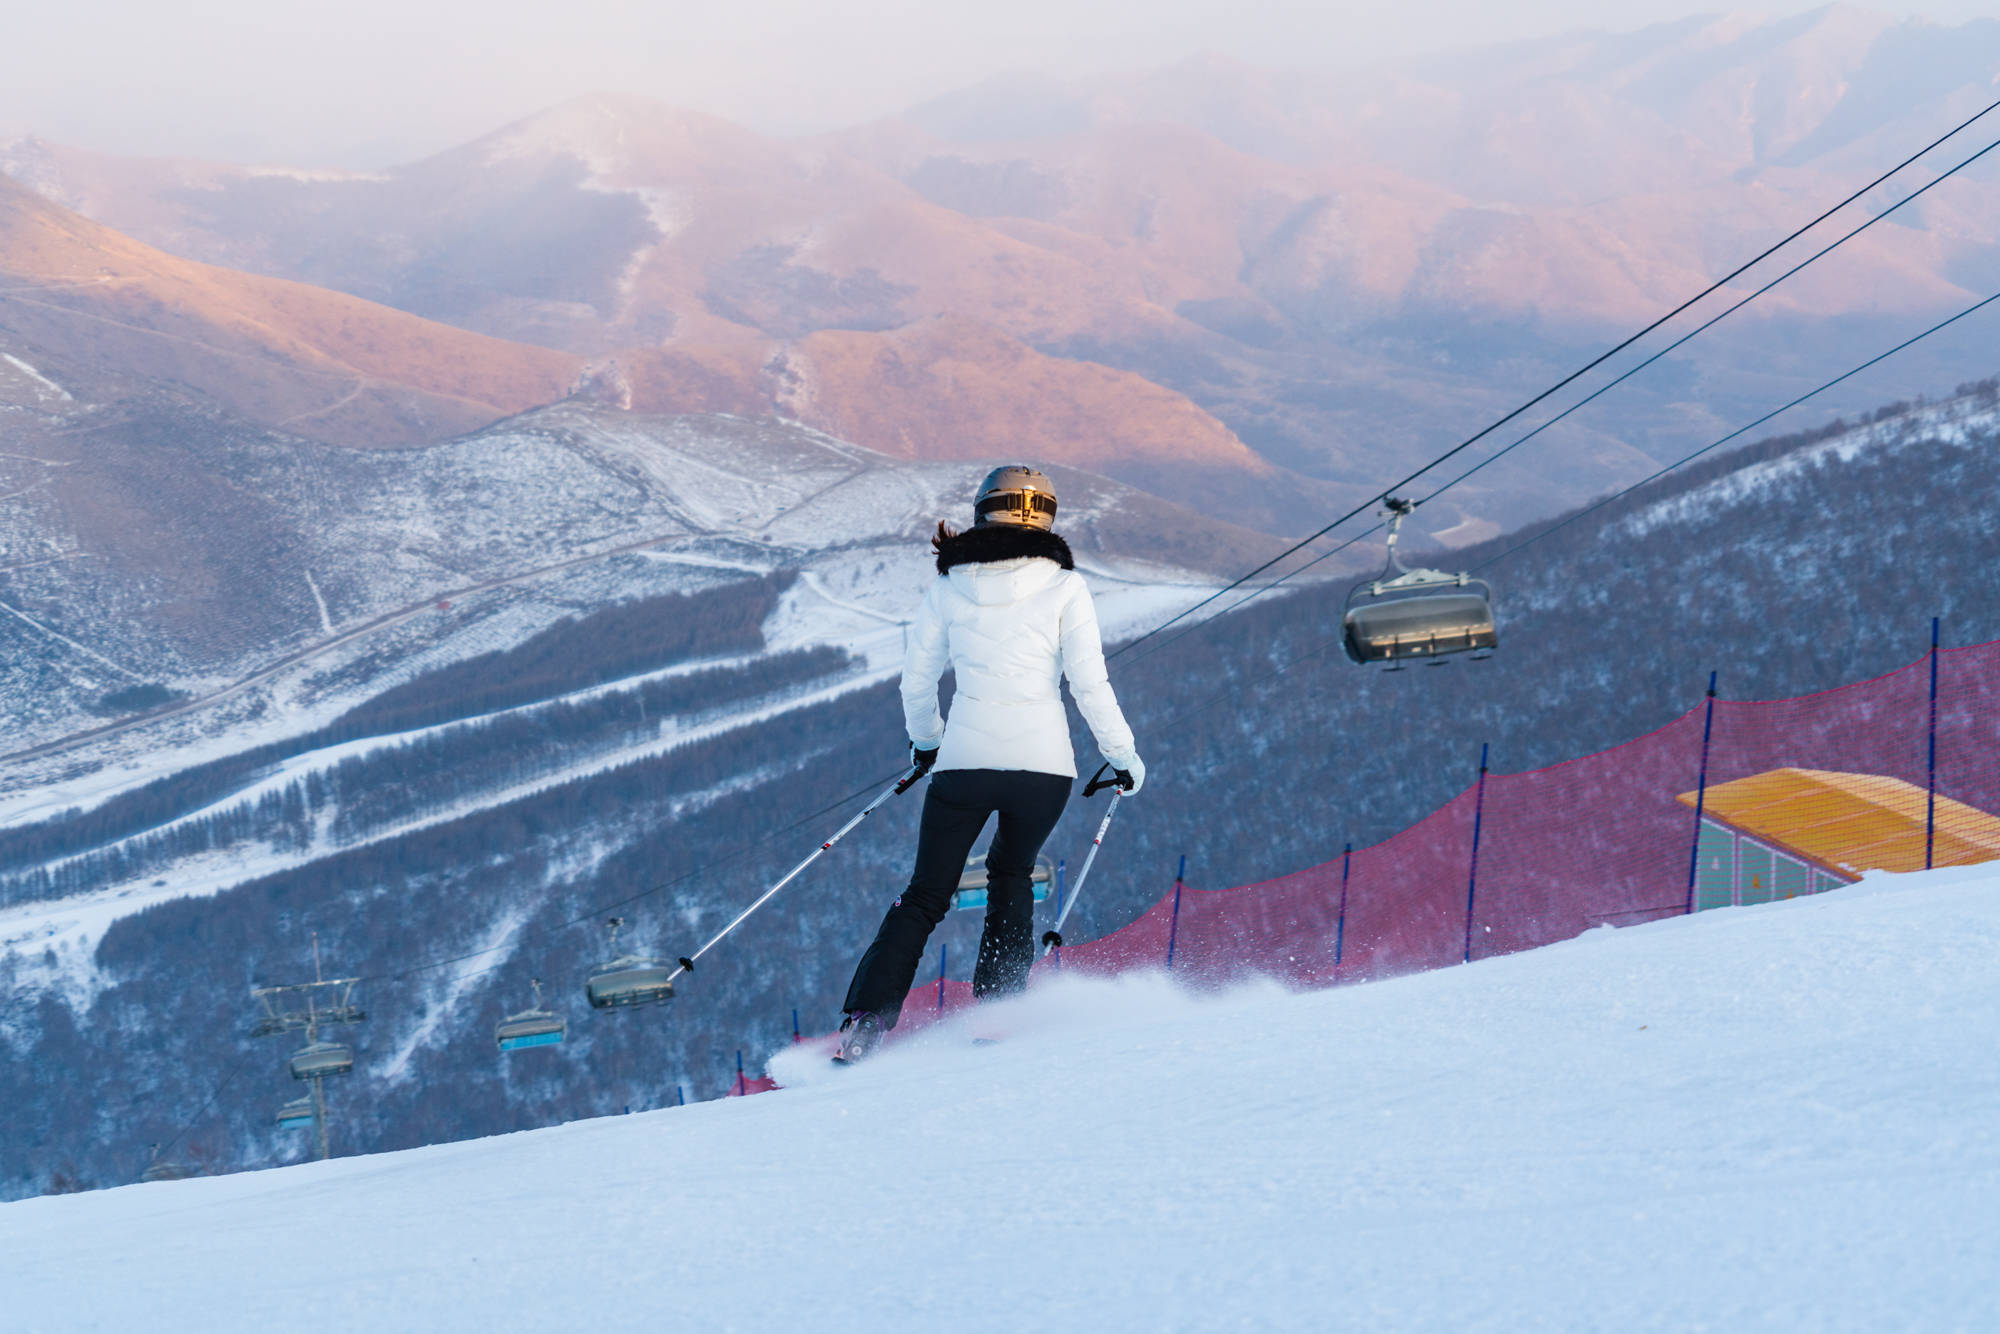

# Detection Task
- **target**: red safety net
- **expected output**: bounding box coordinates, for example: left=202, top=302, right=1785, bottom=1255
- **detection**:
left=1027, top=634, right=2000, bottom=992
left=817, top=634, right=2000, bottom=1069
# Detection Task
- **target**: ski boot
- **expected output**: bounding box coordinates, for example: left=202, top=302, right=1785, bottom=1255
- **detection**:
left=832, top=1011, right=885, bottom=1065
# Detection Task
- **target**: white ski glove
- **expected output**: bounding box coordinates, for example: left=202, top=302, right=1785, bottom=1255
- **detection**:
left=1102, top=750, right=1145, bottom=795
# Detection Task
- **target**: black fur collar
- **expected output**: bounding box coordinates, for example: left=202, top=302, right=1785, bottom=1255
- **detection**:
left=935, top=525, right=1075, bottom=575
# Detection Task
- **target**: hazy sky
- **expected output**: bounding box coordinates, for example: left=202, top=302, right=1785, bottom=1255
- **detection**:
left=2, top=0, right=1991, bottom=166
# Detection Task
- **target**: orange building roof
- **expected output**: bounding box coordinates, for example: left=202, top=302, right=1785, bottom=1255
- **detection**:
left=1677, top=767, right=2000, bottom=875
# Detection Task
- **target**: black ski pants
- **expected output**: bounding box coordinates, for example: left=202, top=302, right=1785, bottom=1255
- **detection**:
left=842, top=768, right=1070, bottom=1026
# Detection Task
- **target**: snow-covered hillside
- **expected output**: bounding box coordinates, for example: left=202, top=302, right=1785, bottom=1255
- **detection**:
left=0, top=397, right=1277, bottom=767
left=9, top=865, right=1996, bottom=1332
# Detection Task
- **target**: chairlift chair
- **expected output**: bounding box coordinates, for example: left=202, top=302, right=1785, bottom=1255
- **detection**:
left=1342, top=499, right=1497, bottom=666
left=276, top=1095, right=315, bottom=1128
left=951, top=854, right=1055, bottom=911
left=585, top=918, right=676, bottom=1010
left=287, top=1040, right=354, bottom=1080
left=496, top=978, right=567, bottom=1050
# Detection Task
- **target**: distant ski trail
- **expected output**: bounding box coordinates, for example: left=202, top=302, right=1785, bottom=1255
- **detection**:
left=0, top=596, right=140, bottom=678
left=304, top=570, right=334, bottom=634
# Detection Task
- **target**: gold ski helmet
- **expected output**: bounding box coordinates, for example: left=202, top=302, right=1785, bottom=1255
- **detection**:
left=973, top=465, right=1058, bottom=530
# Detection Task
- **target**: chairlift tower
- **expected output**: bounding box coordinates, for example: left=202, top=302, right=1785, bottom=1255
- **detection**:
left=249, top=933, right=364, bottom=1162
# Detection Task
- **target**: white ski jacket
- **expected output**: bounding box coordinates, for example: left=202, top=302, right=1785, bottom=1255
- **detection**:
left=902, top=542, right=1136, bottom=779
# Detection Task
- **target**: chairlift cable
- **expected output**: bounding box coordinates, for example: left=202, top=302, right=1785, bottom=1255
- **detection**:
left=1465, top=286, right=2000, bottom=577
left=1125, top=125, right=2000, bottom=664
left=1407, top=133, right=2000, bottom=513
left=1105, top=94, right=2000, bottom=666
left=151, top=1050, right=255, bottom=1163
left=1112, top=286, right=2000, bottom=746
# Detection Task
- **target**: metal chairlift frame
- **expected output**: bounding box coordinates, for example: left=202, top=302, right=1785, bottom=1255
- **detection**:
left=287, top=1040, right=355, bottom=1080
left=585, top=918, right=677, bottom=1010
left=497, top=978, right=568, bottom=1050
left=1341, top=498, right=1497, bottom=667
left=247, top=934, right=364, bottom=1162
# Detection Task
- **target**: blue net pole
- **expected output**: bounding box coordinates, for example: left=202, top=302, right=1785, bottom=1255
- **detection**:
left=937, top=943, right=947, bottom=1012
left=1165, top=854, right=1187, bottom=969
left=1685, top=672, right=1720, bottom=914
left=1334, top=842, right=1352, bottom=974
left=1463, top=744, right=1490, bottom=965
left=1928, top=618, right=1941, bottom=870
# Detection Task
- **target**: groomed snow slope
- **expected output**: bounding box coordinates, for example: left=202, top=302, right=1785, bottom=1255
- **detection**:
left=10, top=866, right=2000, bottom=1332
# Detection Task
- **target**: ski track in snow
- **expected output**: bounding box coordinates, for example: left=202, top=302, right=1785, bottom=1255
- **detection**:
left=302, top=569, right=333, bottom=635
left=6, top=865, right=1998, bottom=1331
left=380, top=900, right=539, bottom=1082
left=0, top=352, right=70, bottom=400
left=0, top=596, right=141, bottom=678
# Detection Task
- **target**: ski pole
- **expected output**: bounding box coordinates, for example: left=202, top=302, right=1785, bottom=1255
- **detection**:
left=1041, top=765, right=1125, bottom=956
left=667, top=765, right=924, bottom=984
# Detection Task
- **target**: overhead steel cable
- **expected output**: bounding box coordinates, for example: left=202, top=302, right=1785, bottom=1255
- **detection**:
left=1136, top=285, right=2000, bottom=743
left=1105, top=93, right=2000, bottom=665
left=1118, top=127, right=2000, bottom=667
left=150, top=1050, right=255, bottom=1164
left=1409, top=134, right=2000, bottom=514
left=1466, top=286, right=2000, bottom=577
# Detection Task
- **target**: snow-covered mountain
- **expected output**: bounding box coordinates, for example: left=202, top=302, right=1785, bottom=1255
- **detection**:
left=10, top=9, right=1999, bottom=536
left=9, top=861, right=1997, bottom=1332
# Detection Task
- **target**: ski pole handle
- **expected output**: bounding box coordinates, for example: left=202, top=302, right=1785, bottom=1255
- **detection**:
left=1082, top=762, right=1121, bottom=797
left=892, top=762, right=928, bottom=795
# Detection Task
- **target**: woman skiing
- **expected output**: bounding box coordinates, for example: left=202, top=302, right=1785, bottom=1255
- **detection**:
left=835, top=466, right=1144, bottom=1063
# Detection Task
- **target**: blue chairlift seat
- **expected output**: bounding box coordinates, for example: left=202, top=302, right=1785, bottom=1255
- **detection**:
left=496, top=1009, right=567, bottom=1050
left=952, top=854, right=1055, bottom=911
left=276, top=1096, right=314, bottom=1128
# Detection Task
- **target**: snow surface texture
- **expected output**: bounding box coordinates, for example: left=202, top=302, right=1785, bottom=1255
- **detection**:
left=8, top=865, right=1997, bottom=1332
